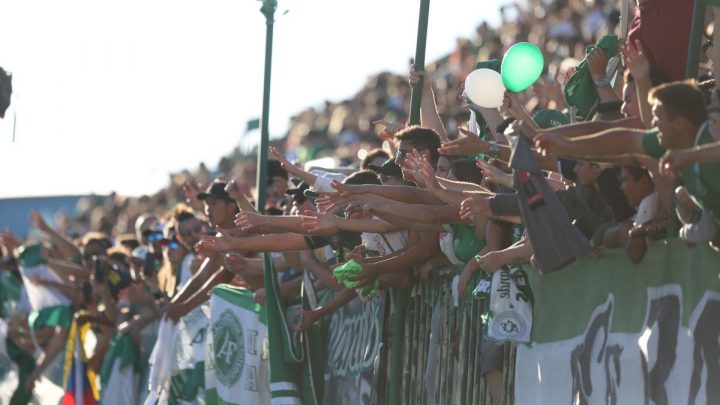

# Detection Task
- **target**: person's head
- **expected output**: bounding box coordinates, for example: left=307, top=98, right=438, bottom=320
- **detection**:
left=343, top=170, right=382, bottom=219
left=368, top=159, right=405, bottom=185
left=197, top=181, right=239, bottom=228
left=361, top=148, right=391, bottom=170
left=649, top=81, right=708, bottom=148
left=267, top=160, right=289, bottom=196
left=134, top=214, right=159, bottom=244
left=174, top=210, right=208, bottom=250
left=394, top=126, right=442, bottom=180
left=622, top=67, right=668, bottom=119
left=81, top=232, right=112, bottom=264
left=286, top=182, right=315, bottom=215
left=620, top=166, right=654, bottom=206
left=573, top=161, right=602, bottom=186
left=435, top=156, right=452, bottom=179
left=159, top=219, right=187, bottom=266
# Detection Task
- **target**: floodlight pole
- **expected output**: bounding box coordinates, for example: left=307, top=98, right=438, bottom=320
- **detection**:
left=256, top=0, right=277, bottom=214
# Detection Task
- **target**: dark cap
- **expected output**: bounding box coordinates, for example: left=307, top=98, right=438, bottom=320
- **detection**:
left=287, top=181, right=311, bottom=203
left=368, top=158, right=402, bottom=178
left=197, top=181, right=234, bottom=202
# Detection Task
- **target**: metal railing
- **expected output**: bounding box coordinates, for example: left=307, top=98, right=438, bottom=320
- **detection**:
left=380, top=266, right=515, bottom=405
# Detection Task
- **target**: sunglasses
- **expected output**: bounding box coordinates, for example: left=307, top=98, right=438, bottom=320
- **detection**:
left=163, top=241, right=181, bottom=251
left=142, top=230, right=164, bottom=242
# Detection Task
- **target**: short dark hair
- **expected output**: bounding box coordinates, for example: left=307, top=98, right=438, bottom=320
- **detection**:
left=623, top=165, right=651, bottom=181
left=361, top=148, right=391, bottom=170
left=343, top=170, right=382, bottom=186
left=649, top=81, right=708, bottom=128
left=394, top=126, right=441, bottom=166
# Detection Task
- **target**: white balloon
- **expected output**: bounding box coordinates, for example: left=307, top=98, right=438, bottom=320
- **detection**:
left=463, top=68, right=505, bottom=108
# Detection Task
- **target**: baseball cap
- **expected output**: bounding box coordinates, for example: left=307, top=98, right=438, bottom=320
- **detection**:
left=197, top=181, right=234, bottom=202
left=367, top=159, right=403, bottom=178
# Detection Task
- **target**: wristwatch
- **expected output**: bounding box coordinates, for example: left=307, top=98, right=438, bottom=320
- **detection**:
left=594, top=77, right=611, bottom=88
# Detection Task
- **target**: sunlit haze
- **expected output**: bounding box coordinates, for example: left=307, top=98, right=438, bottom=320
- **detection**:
left=0, top=0, right=502, bottom=198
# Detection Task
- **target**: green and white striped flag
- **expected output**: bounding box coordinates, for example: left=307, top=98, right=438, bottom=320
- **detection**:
left=264, top=256, right=325, bottom=405
left=166, top=304, right=210, bottom=404
left=205, top=285, right=270, bottom=405
left=100, top=334, right=141, bottom=404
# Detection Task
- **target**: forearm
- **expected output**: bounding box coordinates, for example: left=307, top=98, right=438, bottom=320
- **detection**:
left=184, top=268, right=234, bottom=308
left=42, top=229, right=81, bottom=260
left=171, top=257, right=221, bottom=303
left=354, top=185, right=443, bottom=205
left=545, top=117, right=643, bottom=138
left=228, top=233, right=311, bottom=253
left=280, top=276, right=303, bottom=299
left=371, top=204, right=463, bottom=225
left=687, top=141, right=720, bottom=163
left=436, top=177, right=489, bottom=194
left=47, top=259, right=89, bottom=279
left=560, top=128, right=645, bottom=157
left=333, top=217, right=401, bottom=233
left=427, top=184, right=471, bottom=206
left=635, top=77, right=654, bottom=129
left=496, top=238, right=533, bottom=265
left=371, top=232, right=439, bottom=272
left=303, top=257, right=343, bottom=291
left=596, top=85, right=621, bottom=103
left=420, top=85, right=448, bottom=142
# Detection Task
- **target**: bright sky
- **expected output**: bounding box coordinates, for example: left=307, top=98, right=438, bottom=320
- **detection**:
left=0, top=0, right=502, bottom=198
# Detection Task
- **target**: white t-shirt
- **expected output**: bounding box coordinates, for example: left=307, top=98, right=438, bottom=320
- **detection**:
left=361, top=229, right=408, bottom=257
left=633, top=191, right=659, bottom=226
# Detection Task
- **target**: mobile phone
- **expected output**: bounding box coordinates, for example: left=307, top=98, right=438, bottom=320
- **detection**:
left=94, top=256, right=107, bottom=283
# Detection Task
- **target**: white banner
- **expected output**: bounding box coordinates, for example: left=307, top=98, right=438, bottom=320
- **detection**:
left=205, top=285, right=269, bottom=405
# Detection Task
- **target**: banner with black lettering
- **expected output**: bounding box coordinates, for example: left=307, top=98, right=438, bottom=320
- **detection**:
left=515, top=240, right=720, bottom=404
left=205, top=285, right=269, bottom=405
left=323, top=292, right=385, bottom=405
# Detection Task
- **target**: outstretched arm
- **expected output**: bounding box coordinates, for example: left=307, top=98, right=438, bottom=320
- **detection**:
left=30, top=211, right=81, bottom=261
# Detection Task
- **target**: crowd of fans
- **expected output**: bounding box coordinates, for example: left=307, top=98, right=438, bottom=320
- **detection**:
left=2, top=0, right=719, bottom=403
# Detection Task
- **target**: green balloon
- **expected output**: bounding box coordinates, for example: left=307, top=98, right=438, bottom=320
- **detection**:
left=501, top=42, right=544, bottom=92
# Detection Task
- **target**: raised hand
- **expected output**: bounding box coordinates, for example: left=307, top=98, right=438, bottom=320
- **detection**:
left=182, top=181, right=205, bottom=212
left=269, top=146, right=302, bottom=176
left=300, top=210, right=337, bottom=234
left=197, top=226, right=238, bottom=253
left=224, top=178, right=244, bottom=202
left=223, top=253, right=247, bottom=276
left=347, top=263, right=379, bottom=288
left=459, top=193, right=491, bottom=220
left=418, top=154, right=439, bottom=190
left=293, top=309, right=321, bottom=332
left=253, top=288, right=266, bottom=305
left=30, top=211, right=51, bottom=233
left=476, top=158, right=512, bottom=188
left=622, top=40, right=650, bottom=81
left=234, top=211, right=266, bottom=233
left=438, top=128, right=484, bottom=156
left=587, top=47, right=609, bottom=80
left=659, top=149, right=692, bottom=177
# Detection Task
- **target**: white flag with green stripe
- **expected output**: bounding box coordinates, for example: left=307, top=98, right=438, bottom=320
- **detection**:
left=204, top=285, right=269, bottom=405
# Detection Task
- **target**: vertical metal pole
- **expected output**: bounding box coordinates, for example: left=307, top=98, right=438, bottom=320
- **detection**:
left=256, top=0, right=277, bottom=215
left=388, top=3, right=430, bottom=402
left=685, top=0, right=706, bottom=79
left=408, top=0, right=431, bottom=126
